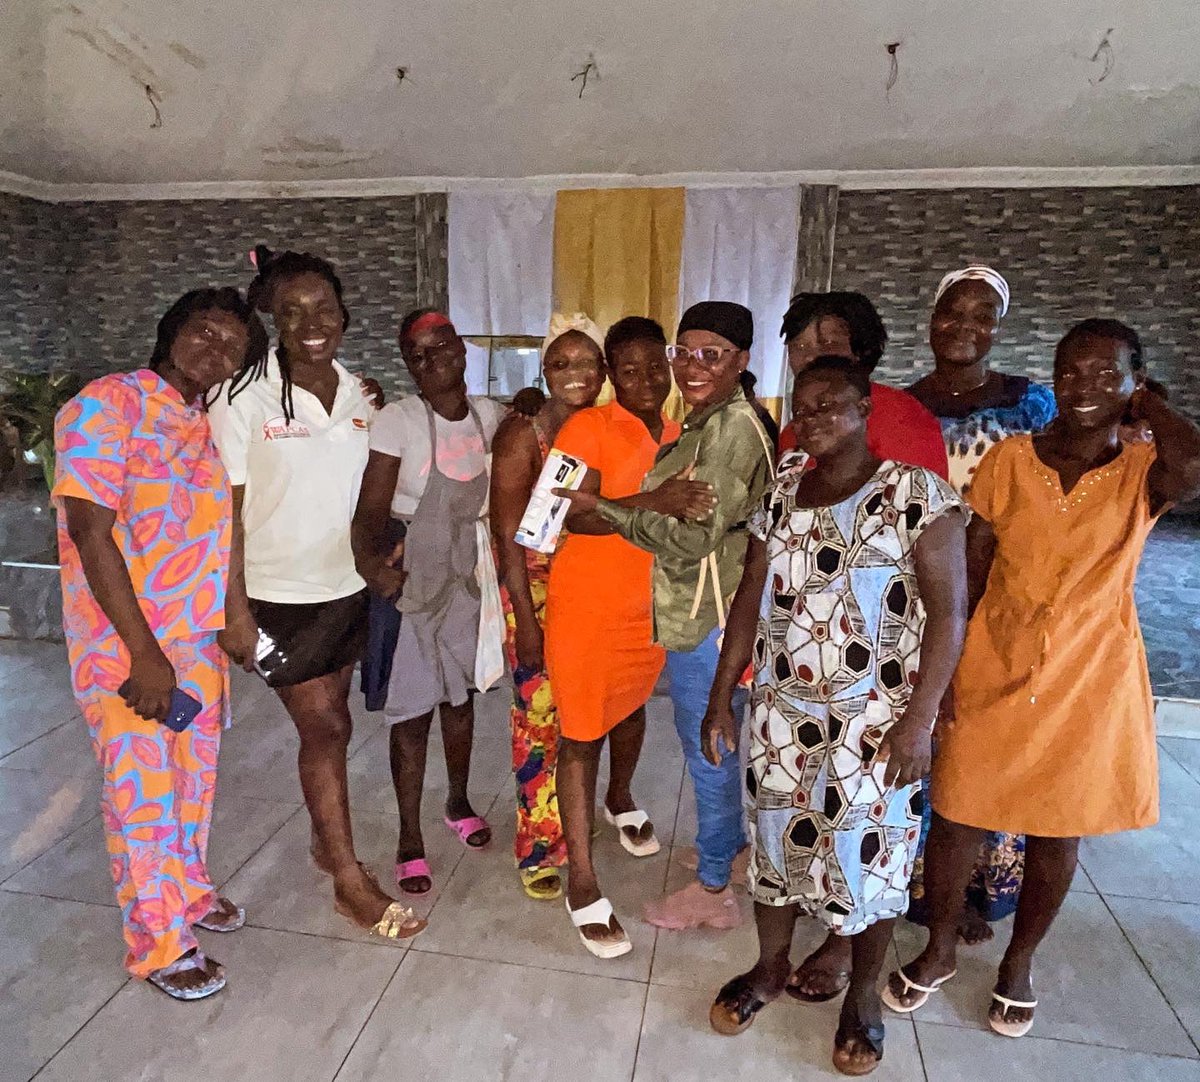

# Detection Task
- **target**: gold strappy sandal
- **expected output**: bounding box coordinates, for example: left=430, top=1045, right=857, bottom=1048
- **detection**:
left=335, top=897, right=427, bottom=940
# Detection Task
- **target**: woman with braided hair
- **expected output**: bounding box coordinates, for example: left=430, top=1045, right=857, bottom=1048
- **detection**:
left=208, top=245, right=424, bottom=942
left=54, top=287, right=263, bottom=998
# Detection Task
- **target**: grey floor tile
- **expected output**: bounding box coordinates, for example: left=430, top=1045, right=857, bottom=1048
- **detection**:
left=35, top=925, right=402, bottom=1082
left=1108, top=896, right=1200, bottom=1046
left=228, top=666, right=276, bottom=721
left=892, top=891, right=1195, bottom=1057
left=595, top=752, right=686, bottom=851
left=1161, top=736, right=1200, bottom=784
left=0, top=892, right=127, bottom=1082
left=0, top=714, right=96, bottom=776
left=220, top=805, right=439, bottom=942
left=346, top=719, right=510, bottom=818
left=0, top=767, right=96, bottom=882
left=5, top=638, right=1200, bottom=1081
left=0, top=641, right=68, bottom=687
left=0, top=678, right=78, bottom=759
left=5, top=794, right=297, bottom=907
left=336, top=952, right=645, bottom=1081
left=635, top=982, right=924, bottom=1081
left=213, top=697, right=313, bottom=805
left=1072, top=864, right=1098, bottom=894
left=649, top=845, right=773, bottom=992
left=1080, top=754, right=1200, bottom=904
left=918, top=1020, right=1200, bottom=1081
left=412, top=803, right=670, bottom=982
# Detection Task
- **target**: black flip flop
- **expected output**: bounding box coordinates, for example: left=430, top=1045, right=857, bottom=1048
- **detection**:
left=833, top=1017, right=885, bottom=1077
left=709, top=974, right=768, bottom=1036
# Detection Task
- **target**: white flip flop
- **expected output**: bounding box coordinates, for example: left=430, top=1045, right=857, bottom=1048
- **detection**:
left=881, top=967, right=957, bottom=1014
left=566, top=896, right=633, bottom=959
left=603, top=807, right=661, bottom=858
left=988, top=992, right=1038, bottom=1038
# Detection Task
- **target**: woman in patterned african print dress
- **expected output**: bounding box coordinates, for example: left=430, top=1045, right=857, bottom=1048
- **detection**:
left=702, top=358, right=968, bottom=1076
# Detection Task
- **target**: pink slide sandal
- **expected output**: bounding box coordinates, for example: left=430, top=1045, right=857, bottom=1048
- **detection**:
left=444, top=815, right=492, bottom=849
left=395, top=858, right=433, bottom=895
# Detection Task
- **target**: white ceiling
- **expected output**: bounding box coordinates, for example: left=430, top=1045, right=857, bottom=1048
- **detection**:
left=3, top=1, right=1199, bottom=187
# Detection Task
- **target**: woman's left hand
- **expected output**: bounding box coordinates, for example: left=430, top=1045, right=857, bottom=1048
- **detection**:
left=360, top=378, right=386, bottom=409
left=877, top=714, right=932, bottom=789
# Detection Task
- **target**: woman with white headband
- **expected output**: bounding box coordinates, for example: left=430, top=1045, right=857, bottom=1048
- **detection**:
left=489, top=314, right=606, bottom=900
left=908, top=267, right=1056, bottom=493
left=905, top=265, right=1055, bottom=945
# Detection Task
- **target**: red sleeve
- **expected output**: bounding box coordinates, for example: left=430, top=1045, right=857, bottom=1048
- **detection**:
left=777, top=421, right=797, bottom=457
left=866, top=384, right=949, bottom=480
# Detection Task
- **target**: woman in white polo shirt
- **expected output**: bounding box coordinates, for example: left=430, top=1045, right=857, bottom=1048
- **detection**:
left=353, top=309, right=506, bottom=895
left=209, top=246, right=424, bottom=941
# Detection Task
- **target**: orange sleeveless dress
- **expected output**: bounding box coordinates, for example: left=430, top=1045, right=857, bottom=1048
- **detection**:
left=545, top=402, right=681, bottom=741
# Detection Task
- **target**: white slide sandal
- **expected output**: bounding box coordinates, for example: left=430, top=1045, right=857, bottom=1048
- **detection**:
left=881, top=967, right=957, bottom=1014
left=988, top=993, right=1038, bottom=1038
left=566, top=896, right=633, bottom=959
left=603, top=808, right=661, bottom=858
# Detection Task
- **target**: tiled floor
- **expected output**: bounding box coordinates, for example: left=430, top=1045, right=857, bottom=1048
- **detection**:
left=1137, top=516, right=1200, bottom=700
left=1, top=645, right=1199, bottom=1081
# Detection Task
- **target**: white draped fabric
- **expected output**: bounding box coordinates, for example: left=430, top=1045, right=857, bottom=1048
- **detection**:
left=447, top=190, right=556, bottom=394
left=678, top=186, right=802, bottom=402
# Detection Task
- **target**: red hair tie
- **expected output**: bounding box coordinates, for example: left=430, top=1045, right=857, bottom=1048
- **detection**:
left=409, top=311, right=453, bottom=336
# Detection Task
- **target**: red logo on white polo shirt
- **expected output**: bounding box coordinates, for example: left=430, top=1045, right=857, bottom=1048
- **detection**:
left=352, top=417, right=369, bottom=430
left=262, top=416, right=311, bottom=440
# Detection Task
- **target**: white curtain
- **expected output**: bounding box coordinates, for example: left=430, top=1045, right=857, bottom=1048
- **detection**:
left=678, top=186, right=801, bottom=402
left=448, top=190, right=556, bottom=395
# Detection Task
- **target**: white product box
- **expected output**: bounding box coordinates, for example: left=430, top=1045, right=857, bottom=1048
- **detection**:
left=515, top=449, right=587, bottom=554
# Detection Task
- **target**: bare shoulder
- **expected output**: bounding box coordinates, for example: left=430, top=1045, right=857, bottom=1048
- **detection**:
left=492, top=411, right=538, bottom=459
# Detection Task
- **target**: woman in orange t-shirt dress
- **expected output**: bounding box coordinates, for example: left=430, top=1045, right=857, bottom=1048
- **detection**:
left=546, top=316, right=711, bottom=959
left=885, top=319, right=1200, bottom=1039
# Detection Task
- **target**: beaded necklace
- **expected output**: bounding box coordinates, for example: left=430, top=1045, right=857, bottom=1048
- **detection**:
left=1024, top=434, right=1125, bottom=512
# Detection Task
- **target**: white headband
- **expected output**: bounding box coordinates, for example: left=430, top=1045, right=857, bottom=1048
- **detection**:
left=542, top=312, right=605, bottom=360
left=934, top=266, right=1010, bottom=318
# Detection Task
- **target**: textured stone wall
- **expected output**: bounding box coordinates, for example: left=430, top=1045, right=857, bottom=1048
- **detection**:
left=0, top=193, right=67, bottom=374
left=833, top=186, right=1200, bottom=418
left=3, top=193, right=436, bottom=400
left=4, top=185, right=1200, bottom=413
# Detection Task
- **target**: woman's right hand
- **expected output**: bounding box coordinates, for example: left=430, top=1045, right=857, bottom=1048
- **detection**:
left=218, top=614, right=259, bottom=673
left=643, top=466, right=717, bottom=521
left=702, top=701, right=738, bottom=766
left=122, top=646, right=177, bottom=723
left=515, top=621, right=545, bottom=672
left=364, top=557, right=406, bottom=600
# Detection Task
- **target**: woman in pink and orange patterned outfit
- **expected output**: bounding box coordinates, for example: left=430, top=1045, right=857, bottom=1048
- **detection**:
left=53, top=288, right=265, bottom=1000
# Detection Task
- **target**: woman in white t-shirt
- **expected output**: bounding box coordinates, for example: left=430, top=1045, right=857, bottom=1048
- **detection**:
left=353, top=309, right=506, bottom=895
left=209, top=247, right=424, bottom=942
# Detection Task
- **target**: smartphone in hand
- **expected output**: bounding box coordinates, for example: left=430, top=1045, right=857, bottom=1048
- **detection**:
left=117, top=681, right=202, bottom=732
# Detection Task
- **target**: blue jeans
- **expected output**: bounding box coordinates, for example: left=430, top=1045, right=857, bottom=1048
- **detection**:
left=666, top=627, right=747, bottom=890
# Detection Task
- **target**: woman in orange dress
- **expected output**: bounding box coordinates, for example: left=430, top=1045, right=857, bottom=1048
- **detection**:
left=885, top=319, right=1200, bottom=1039
left=546, top=316, right=711, bottom=959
